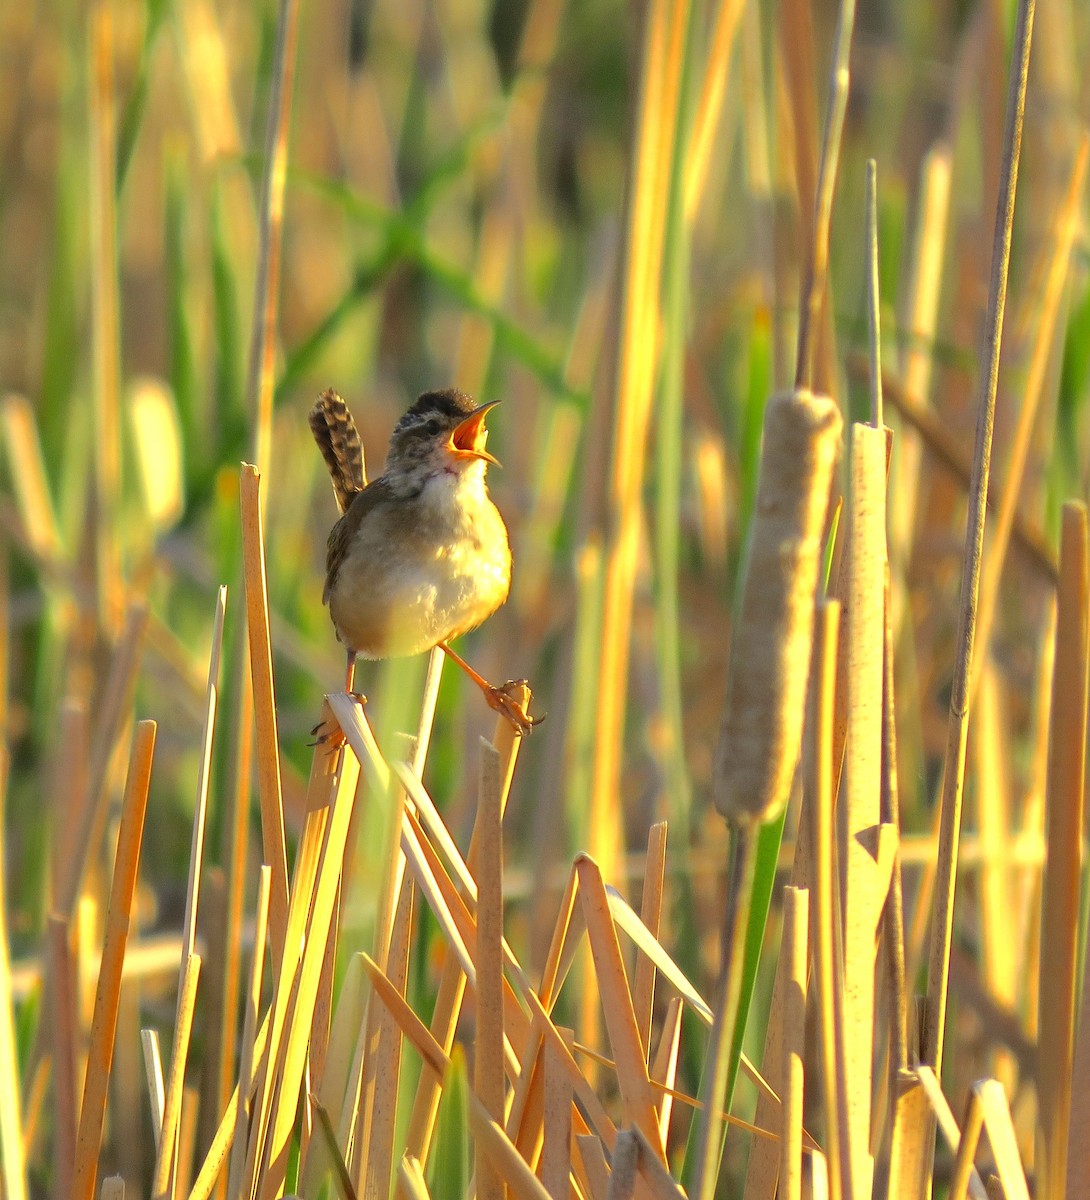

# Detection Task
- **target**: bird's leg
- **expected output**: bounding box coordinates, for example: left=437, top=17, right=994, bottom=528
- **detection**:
left=438, top=642, right=542, bottom=734
left=344, top=649, right=365, bottom=701
left=311, top=649, right=365, bottom=746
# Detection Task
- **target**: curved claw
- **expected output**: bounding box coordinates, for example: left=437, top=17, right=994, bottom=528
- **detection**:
left=485, top=681, right=544, bottom=735
left=309, top=692, right=368, bottom=747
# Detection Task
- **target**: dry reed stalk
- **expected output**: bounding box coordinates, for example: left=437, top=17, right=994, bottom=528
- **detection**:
left=355, top=880, right=413, bottom=1199
left=779, top=886, right=808, bottom=1200
left=151, top=953, right=203, bottom=1200
left=0, top=394, right=62, bottom=562
left=971, top=139, right=1089, bottom=707
left=186, top=1012, right=270, bottom=1200
left=0, top=791, right=25, bottom=1200
left=973, top=666, right=1018, bottom=1091
left=398, top=804, right=532, bottom=1069
left=177, top=1088, right=201, bottom=1199
left=215, top=642, right=254, bottom=1158
left=575, top=855, right=665, bottom=1157
left=864, top=160, right=882, bottom=429
left=397, top=1155, right=430, bottom=1200
left=346, top=653, right=444, bottom=1188
left=507, top=1026, right=547, bottom=1169
left=650, top=998, right=682, bottom=1145
left=474, top=741, right=506, bottom=1200
left=793, top=0, right=855, bottom=391
left=1036, top=502, right=1088, bottom=1200
left=254, top=744, right=360, bottom=1200
left=1065, top=903, right=1090, bottom=1194
left=402, top=698, right=527, bottom=1164
left=589, top=0, right=682, bottom=894
left=806, top=602, right=849, bottom=1200
left=72, top=721, right=156, bottom=1200
left=540, top=1027, right=575, bottom=1199
left=576, top=1135, right=610, bottom=1196
left=949, top=1089, right=987, bottom=1200
left=684, top=0, right=745, bottom=219
left=88, top=1, right=124, bottom=637
left=632, top=821, right=667, bottom=1061
left=142, top=1029, right=165, bottom=1147
left=842, top=421, right=888, bottom=1198
left=975, top=1081, right=1030, bottom=1200
left=854, top=360, right=1058, bottom=585
left=225, top=866, right=270, bottom=1200
left=688, top=827, right=757, bottom=1200
left=47, top=914, right=78, bottom=1197
left=914, top=1066, right=993, bottom=1199
left=239, top=465, right=289, bottom=967
left=889, top=144, right=951, bottom=572
left=468, top=1090, right=553, bottom=1200
left=360, top=955, right=448, bottom=1084
left=923, top=0, right=1037, bottom=1081
left=180, top=588, right=226, bottom=963
left=879, top=572, right=909, bottom=1084
left=60, top=604, right=149, bottom=921
left=245, top=0, right=300, bottom=481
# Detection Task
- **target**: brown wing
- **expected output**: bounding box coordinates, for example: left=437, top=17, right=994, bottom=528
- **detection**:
left=309, top=388, right=367, bottom=514
left=322, top=477, right=393, bottom=604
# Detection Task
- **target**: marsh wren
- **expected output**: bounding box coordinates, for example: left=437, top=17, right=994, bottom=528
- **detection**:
left=309, top=387, right=539, bottom=734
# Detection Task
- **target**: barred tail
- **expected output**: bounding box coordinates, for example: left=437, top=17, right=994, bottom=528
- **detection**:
left=309, top=388, right=366, bottom=514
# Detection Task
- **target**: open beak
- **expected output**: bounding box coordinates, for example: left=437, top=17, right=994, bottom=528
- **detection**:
left=448, top=399, right=502, bottom=467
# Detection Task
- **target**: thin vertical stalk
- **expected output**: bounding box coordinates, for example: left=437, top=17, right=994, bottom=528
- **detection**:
left=1037, top=503, right=1088, bottom=1200
left=922, top=0, right=1037, bottom=1074
left=246, top=0, right=301, bottom=482
left=88, top=2, right=124, bottom=636
left=72, top=722, right=157, bottom=1200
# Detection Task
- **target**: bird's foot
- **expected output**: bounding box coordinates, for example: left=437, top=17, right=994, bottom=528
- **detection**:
left=309, top=693, right=368, bottom=747
left=484, top=680, right=544, bottom=735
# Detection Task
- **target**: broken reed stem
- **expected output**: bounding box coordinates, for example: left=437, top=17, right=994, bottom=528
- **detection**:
left=72, top=721, right=156, bottom=1200
left=1036, top=503, right=1088, bottom=1200
left=923, top=0, right=1037, bottom=1074
left=180, top=587, right=226, bottom=962
left=239, top=464, right=289, bottom=971
left=689, top=823, right=758, bottom=1200
left=151, top=953, right=203, bottom=1200
left=633, top=821, right=668, bottom=1058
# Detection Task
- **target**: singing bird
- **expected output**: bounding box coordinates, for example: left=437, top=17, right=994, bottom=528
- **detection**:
left=309, top=387, right=539, bottom=733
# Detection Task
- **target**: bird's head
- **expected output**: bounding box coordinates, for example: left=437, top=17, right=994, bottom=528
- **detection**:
left=386, top=389, right=501, bottom=495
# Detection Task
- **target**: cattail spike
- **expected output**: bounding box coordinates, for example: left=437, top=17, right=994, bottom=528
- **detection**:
left=309, top=389, right=366, bottom=513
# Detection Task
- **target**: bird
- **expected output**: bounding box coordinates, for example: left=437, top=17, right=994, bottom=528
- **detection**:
left=309, top=386, right=540, bottom=734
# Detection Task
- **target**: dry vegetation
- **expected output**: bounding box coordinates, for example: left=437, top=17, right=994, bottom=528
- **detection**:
left=1, top=0, right=1089, bottom=1196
